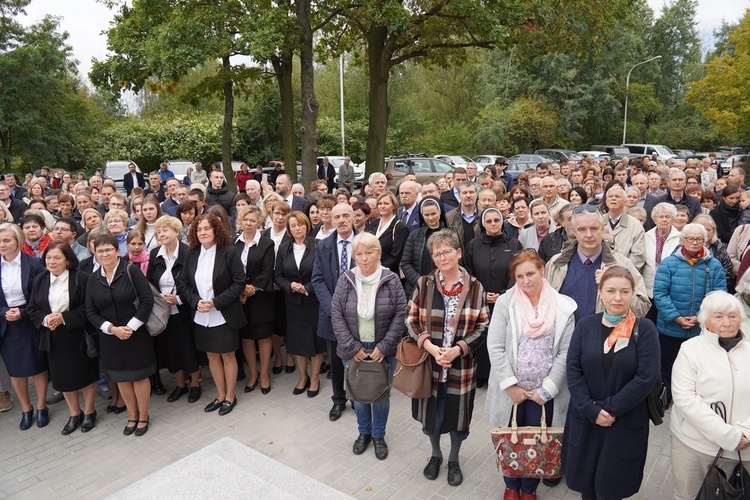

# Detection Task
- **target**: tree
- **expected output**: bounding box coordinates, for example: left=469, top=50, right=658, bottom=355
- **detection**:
left=686, top=10, right=750, bottom=143
left=90, top=0, right=260, bottom=190
left=322, top=0, right=630, bottom=177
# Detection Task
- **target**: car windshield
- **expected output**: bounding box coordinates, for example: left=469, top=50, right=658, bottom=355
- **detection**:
left=168, top=162, right=194, bottom=178
left=105, top=162, right=132, bottom=179
left=655, top=146, right=675, bottom=156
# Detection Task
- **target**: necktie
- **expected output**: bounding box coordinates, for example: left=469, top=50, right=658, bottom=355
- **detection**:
left=340, top=240, right=349, bottom=274
left=400, top=209, right=409, bottom=223
left=584, top=258, right=592, bottom=268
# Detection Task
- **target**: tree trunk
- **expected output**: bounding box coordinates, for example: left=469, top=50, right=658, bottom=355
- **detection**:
left=272, top=51, right=297, bottom=182
left=365, top=26, right=391, bottom=179
left=221, top=55, right=236, bottom=192
left=296, top=0, right=318, bottom=191
left=0, top=128, right=10, bottom=170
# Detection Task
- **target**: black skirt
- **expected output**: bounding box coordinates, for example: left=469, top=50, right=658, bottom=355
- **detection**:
left=274, top=290, right=287, bottom=337
left=100, top=326, right=155, bottom=383
left=194, top=322, right=239, bottom=354
left=156, top=313, right=199, bottom=374
left=285, top=301, right=325, bottom=357
left=47, top=326, right=98, bottom=392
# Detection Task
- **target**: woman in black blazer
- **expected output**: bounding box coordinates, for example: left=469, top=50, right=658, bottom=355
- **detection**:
left=146, top=216, right=201, bottom=404
left=177, top=213, right=246, bottom=416
left=86, top=233, right=155, bottom=437
left=274, top=211, right=325, bottom=397
left=28, top=241, right=98, bottom=435
left=235, top=206, right=276, bottom=394
left=366, top=191, right=408, bottom=274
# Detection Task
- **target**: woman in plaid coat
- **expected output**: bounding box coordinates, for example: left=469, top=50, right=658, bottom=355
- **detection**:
left=405, top=229, right=489, bottom=487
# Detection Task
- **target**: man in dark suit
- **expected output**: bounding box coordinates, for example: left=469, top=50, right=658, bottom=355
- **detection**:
left=643, top=167, right=701, bottom=230
left=397, top=180, right=420, bottom=233
left=311, top=203, right=356, bottom=422
left=0, top=182, right=28, bottom=222
left=123, top=162, right=145, bottom=196
left=317, top=157, right=336, bottom=194
left=3, top=173, right=26, bottom=200
left=275, top=174, right=311, bottom=213
left=143, top=171, right=166, bottom=202
left=440, top=167, right=467, bottom=210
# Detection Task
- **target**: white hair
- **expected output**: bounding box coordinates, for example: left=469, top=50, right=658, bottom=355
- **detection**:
left=668, top=167, right=686, bottom=180
left=680, top=223, right=707, bottom=240
left=369, top=172, right=387, bottom=184
left=652, top=202, right=677, bottom=218
left=245, top=179, right=260, bottom=191
left=736, top=272, right=750, bottom=296
left=697, top=291, right=746, bottom=328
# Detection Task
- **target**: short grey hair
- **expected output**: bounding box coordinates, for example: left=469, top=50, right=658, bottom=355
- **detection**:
left=369, top=172, right=387, bottom=184
left=697, top=291, right=746, bottom=328
left=426, top=229, right=461, bottom=253
left=651, top=202, right=677, bottom=219
left=736, top=271, right=750, bottom=296
left=680, top=223, right=707, bottom=241
left=571, top=208, right=605, bottom=229
left=668, top=167, right=686, bottom=180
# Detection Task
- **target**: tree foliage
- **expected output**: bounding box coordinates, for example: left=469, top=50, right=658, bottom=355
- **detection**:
left=687, top=9, right=750, bottom=144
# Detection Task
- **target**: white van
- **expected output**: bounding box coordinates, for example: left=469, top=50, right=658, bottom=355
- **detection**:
left=622, top=144, right=676, bottom=160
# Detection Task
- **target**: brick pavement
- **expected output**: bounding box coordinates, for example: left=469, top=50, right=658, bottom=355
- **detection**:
left=0, top=368, right=674, bottom=498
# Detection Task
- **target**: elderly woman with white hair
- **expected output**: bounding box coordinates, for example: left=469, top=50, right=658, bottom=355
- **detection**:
left=670, top=290, right=750, bottom=499
left=330, top=232, right=407, bottom=460
left=653, top=223, right=728, bottom=406
left=643, top=203, right=681, bottom=321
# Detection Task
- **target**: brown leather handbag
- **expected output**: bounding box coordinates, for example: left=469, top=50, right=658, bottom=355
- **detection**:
left=393, top=276, right=434, bottom=399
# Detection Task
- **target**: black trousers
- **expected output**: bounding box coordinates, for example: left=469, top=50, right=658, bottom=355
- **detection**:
left=659, top=333, right=686, bottom=404
left=327, top=339, right=346, bottom=405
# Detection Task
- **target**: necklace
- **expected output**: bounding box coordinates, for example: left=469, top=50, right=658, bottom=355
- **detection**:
left=440, top=281, right=464, bottom=297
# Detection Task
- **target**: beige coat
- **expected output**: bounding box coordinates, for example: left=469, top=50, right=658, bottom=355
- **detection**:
left=727, top=224, right=750, bottom=274
left=604, top=212, right=646, bottom=272
left=545, top=242, right=651, bottom=317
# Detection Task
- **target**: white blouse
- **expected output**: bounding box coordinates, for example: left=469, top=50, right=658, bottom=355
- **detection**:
left=293, top=243, right=306, bottom=269
left=1, top=252, right=25, bottom=307
left=235, top=231, right=260, bottom=269
left=157, top=244, right=180, bottom=315
left=194, top=244, right=226, bottom=327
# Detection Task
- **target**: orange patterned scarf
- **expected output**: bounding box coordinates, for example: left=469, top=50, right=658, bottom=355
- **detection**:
left=681, top=246, right=707, bottom=266
left=604, top=309, right=636, bottom=354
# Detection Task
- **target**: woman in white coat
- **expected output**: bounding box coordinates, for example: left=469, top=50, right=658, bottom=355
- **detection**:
left=485, top=250, right=577, bottom=499
left=642, top=202, right=681, bottom=322
left=670, top=290, right=750, bottom=499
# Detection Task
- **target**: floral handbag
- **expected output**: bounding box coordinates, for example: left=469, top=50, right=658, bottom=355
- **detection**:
left=491, top=404, right=564, bottom=478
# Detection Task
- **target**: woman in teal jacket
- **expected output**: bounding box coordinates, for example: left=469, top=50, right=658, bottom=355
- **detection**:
left=653, top=223, right=726, bottom=405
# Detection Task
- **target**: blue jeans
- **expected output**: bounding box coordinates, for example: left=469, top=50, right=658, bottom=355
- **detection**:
left=345, top=342, right=395, bottom=439
left=503, top=398, right=554, bottom=494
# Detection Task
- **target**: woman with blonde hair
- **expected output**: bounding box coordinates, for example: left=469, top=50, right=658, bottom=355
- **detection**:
left=105, top=209, right=131, bottom=256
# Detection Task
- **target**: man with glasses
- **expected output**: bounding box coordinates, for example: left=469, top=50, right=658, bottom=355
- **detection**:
left=52, top=218, right=90, bottom=261
left=528, top=177, right=542, bottom=200
left=643, top=168, right=701, bottom=230
left=546, top=205, right=650, bottom=323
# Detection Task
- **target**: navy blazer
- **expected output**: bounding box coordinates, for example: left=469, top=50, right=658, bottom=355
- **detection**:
left=289, top=194, right=311, bottom=214
left=440, top=189, right=460, bottom=210
left=123, top=171, right=145, bottom=196
left=397, top=206, right=421, bottom=233
left=311, top=231, right=356, bottom=341
left=176, top=245, right=247, bottom=330
left=0, top=253, right=43, bottom=337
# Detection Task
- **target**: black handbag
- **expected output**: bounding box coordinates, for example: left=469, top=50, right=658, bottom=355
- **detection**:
left=83, top=330, right=99, bottom=359
left=696, top=402, right=750, bottom=500
left=345, top=354, right=391, bottom=404
left=632, top=319, right=668, bottom=425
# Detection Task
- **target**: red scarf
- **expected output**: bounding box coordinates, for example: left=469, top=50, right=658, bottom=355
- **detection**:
left=127, top=250, right=150, bottom=275
left=681, top=246, right=707, bottom=266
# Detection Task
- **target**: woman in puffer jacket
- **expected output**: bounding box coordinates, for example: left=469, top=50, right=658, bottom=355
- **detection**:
left=330, top=232, right=407, bottom=461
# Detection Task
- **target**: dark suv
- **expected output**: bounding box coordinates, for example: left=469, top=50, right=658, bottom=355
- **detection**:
left=384, top=154, right=454, bottom=192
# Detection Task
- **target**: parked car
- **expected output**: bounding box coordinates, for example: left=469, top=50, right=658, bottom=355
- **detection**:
left=103, top=160, right=141, bottom=193
left=578, top=151, right=611, bottom=161
left=621, top=143, right=677, bottom=160
left=166, top=159, right=196, bottom=181
left=471, top=154, right=506, bottom=167
left=533, top=149, right=582, bottom=162
left=322, top=156, right=365, bottom=189
left=673, top=149, right=696, bottom=159
left=591, top=145, right=631, bottom=160
left=507, top=154, right=553, bottom=165
left=718, top=146, right=746, bottom=156
left=435, top=155, right=473, bottom=169
left=214, top=161, right=247, bottom=173
left=262, top=160, right=302, bottom=177
left=722, top=154, right=749, bottom=174
left=384, top=154, right=453, bottom=192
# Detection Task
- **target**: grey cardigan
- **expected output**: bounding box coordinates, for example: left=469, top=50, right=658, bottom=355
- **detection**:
left=330, top=268, right=407, bottom=361
left=484, top=285, right=577, bottom=428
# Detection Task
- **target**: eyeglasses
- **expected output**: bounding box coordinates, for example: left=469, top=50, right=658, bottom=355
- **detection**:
left=52, top=227, right=72, bottom=233
left=431, top=249, right=456, bottom=260
left=95, top=248, right=117, bottom=256
left=682, top=236, right=705, bottom=243
left=572, top=204, right=599, bottom=215
left=513, top=248, right=538, bottom=257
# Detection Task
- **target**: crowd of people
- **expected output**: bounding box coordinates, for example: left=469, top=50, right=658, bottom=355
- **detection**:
left=1, top=152, right=749, bottom=499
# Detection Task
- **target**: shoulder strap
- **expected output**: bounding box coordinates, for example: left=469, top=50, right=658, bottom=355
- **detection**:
left=125, top=263, right=134, bottom=289
left=425, top=274, right=435, bottom=335
left=632, top=317, right=640, bottom=345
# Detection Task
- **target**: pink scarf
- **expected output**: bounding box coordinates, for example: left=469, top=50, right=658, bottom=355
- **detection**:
left=514, top=278, right=556, bottom=338
left=127, top=251, right=150, bottom=275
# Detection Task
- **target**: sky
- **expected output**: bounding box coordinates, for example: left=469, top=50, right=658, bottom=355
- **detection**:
left=19, top=0, right=750, bottom=81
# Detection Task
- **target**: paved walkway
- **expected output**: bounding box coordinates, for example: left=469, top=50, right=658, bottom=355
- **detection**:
left=0, top=368, right=674, bottom=498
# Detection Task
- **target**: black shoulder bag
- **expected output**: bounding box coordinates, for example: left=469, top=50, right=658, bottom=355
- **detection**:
left=632, top=319, right=668, bottom=425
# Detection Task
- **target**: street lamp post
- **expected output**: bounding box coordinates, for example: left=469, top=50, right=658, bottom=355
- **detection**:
left=622, top=55, right=662, bottom=145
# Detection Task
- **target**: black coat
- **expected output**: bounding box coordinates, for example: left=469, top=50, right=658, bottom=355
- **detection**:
left=146, top=242, right=191, bottom=319
left=440, top=190, right=460, bottom=209
left=643, top=189, right=701, bottom=230
left=79, top=256, right=95, bottom=274
left=463, top=232, right=522, bottom=299
left=206, top=186, right=236, bottom=217
left=366, top=218, right=409, bottom=274
left=6, top=198, right=28, bottom=223
left=710, top=199, right=741, bottom=245
left=28, top=269, right=91, bottom=350
left=562, top=314, right=659, bottom=498
left=274, top=237, right=318, bottom=306
left=235, top=234, right=276, bottom=325
left=123, top=171, right=145, bottom=196
left=176, top=245, right=247, bottom=330
left=538, top=226, right=571, bottom=263
left=85, top=259, right=154, bottom=329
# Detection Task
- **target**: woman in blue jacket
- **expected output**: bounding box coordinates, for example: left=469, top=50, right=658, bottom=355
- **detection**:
left=653, top=223, right=727, bottom=404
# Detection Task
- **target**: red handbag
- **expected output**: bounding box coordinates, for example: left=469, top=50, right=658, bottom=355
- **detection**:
left=491, top=404, right=563, bottom=479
